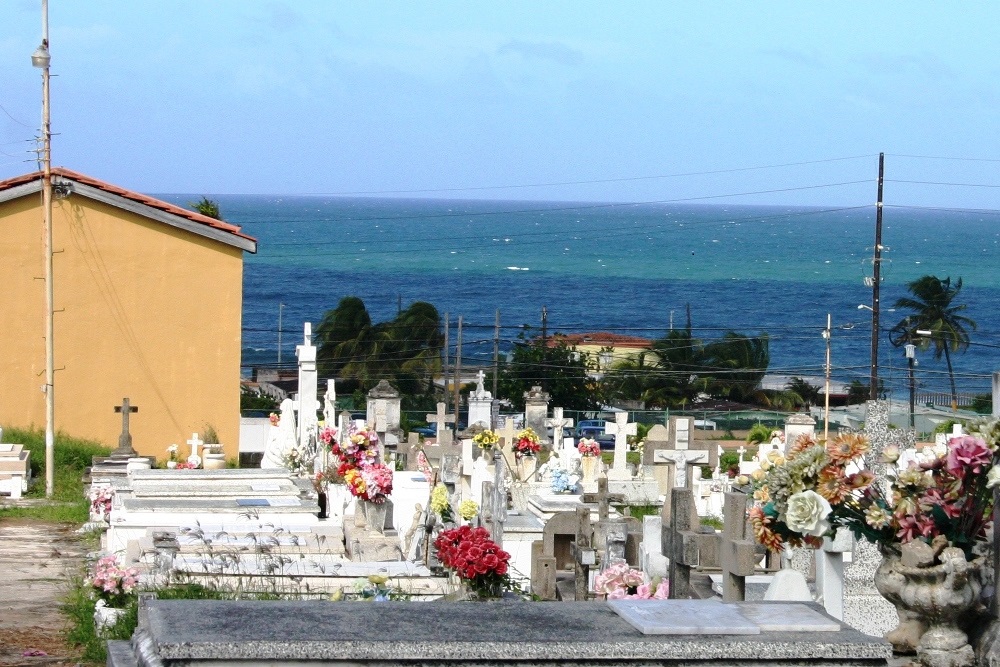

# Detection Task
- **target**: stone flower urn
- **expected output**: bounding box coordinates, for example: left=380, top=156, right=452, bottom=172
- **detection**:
left=580, top=456, right=600, bottom=484
left=875, top=544, right=984, bottom=667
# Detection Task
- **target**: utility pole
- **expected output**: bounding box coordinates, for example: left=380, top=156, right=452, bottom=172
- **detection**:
left=541, top=306, right=548, bottom=345
left=492, top=310, right=500, bottom=430
left=443, top=312, right=449, bottom=396
left=822, top=314, right=831, bottom=442
left=869, top=152, right=885, bottom=401
left=453, top=316, right=463, bottom=427
left=32, top=0, right=54, bottom=498
left=906, top=343, right=917, bottom=430
left=277, top=303, right=284, bottom=365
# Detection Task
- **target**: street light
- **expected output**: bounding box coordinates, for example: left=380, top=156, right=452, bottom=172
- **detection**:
left=33, top=0, right=55, bottom=498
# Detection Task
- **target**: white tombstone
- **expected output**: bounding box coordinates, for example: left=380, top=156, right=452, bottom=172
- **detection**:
left=470, top=456, right=490, bottom=505
left=523, top=386, right=551, bottom=444
left=605, top=412, right=637, bottom=481
left=467, top=370, right=493, bottom=429
left=323, top=379, right=336, bottom=425
left=296, top=323, right=320, bottom=457
left=544, top=407, right=575, bottom=459
left=651, top=416, right=707, bottom=488
left=784, top=413, right=816, bottom=451
left=261, top=398, right=297, bottom=469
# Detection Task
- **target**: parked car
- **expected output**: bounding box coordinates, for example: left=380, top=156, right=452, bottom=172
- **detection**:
left=596, top=433, right=616, bottom=450
left=410, top=425, right=437, bottom=437
left=575, top=419, right=607, bottom=439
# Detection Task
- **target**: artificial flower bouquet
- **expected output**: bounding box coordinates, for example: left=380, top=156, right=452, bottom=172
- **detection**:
left=88, top=555, right=139, bottom=607
left=458, top=499, right=479, bottom=521
left=550, top=468, right=579, bottom=494
left=473, top=429, right=499, bottom=450
left=749, top=425, right=1000, bottom=559
left=593, top=561, right=669, bottom=600
left=166, top=444, right=178, bottom=462
left=344, top=462, right=394, bottom=503
left=434, top=525, right=514, bottom=599
left=269, top=412, right=280, bottom=426
left=323, top=425, right=379, bottom=474
left=514, top=427, right=541, bottom=457
left=577, top=438, right=601, bottom=457
left=175, top=461, right=197, bottom=469
left=430, top=483, right=454, bottom=522
left=90, top=486, right=113, bottom=518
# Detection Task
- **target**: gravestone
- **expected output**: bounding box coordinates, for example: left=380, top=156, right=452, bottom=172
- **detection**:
left=652, top=416, right=708, bottom=488
left=605, top=412, right=637, bottom=481
left=296, top=323, right=321, bottom=456
left=90, top=397, right=154, bottom=478
left=545, top=407, right=574, bottom=458
left=261, top=398, right=298, bottom=469
left=531, top=511, right=581, bottom=599
left=112, top=397, right=139, bottom=457
left=479, top=452, right=507, bottom=545
left=643, top=424, right=672, bottom=495
left=0, top=443, right=31, bottom=499
left=720, top=492, right=758, bottom=602
left=466, top=370, right=493, bottom=428
left=425, top=402, right=455, bottom=446
left=496, top=419, right=520, bottom=472
left=784, top=413, right=816, bottom=450
left=665, top=487, right=701, bottom=599
left=523, top=386, right=550, bottom=445
left=367, top=380, right=403, bottom=450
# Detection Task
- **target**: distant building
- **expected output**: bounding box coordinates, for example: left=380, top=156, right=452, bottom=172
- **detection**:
left=543, top=332, right=654, bottom=374
left=0, top=168, right=257, bottom=459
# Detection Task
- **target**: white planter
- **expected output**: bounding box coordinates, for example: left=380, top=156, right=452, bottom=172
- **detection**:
left=166, top=461, right=177, bottom=469
left=93, top=599, right=126, bottom=634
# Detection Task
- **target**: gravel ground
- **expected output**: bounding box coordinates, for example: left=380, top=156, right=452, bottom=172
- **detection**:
left=0, top=516, right=87, bottom=666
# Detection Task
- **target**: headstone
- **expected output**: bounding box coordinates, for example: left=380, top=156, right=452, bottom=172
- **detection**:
left=784, top=413, right=816, bottom=450
left=605, top=412, right=637, bottom=481
left=665, top=487, right=700, bottom=599
left=112, top=397, right=139, bottom=457
left=322, top=379, right=336, bottom=425
left=544, top=407, right=574, bottom=457
left=296, top=323, right=320, bottom=456
left=186, top=433, right=204, bottom=466
left=0, top=443, right=31, bottom=499
left=466, top=370, right=493, bottom=429
left=816, top=529, right=853, bottom=621
left=652, top=416, right=708, bottom=488
left=367, top=380, right=403, bottom=449
left=496, top=419, right=520, bottom=472
left=261, top=398, right=297, bottom=469
left=720, top=492, right=758, bottom=602
left=522, top=386, right=550, bottom=444
left=573, top=506, right=595, bottom=601
left=425, top=402, right=455, bottom=446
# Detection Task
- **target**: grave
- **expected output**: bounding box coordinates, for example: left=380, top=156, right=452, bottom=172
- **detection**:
left=0, top=442, right=31, bottom=499
left=90, top=397, right=155, bottom=481
left=108, top=599, right=892, bottom=667
left=466, top=370, right=493, bottom=428
left=367, top=380, right=403, bottom=450
left=522, top=385, right=550, bottom=444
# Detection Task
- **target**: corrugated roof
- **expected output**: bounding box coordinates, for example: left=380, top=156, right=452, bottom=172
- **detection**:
left=0, top=168, right=257, bottom=248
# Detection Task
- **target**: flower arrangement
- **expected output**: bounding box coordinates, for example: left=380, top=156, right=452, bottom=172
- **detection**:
left=282, top=446, right=306, bottom=473
left=430, top=483, right=454, bottom=522
left=341, top=574, right=406, bottom=601
left=88, top=555, right=139, bottom=607
left=749, top=428, right=1000, bottom=559
left=577, top=438, right=600, bottom=457
left=175, top=461, right=197, bottom=469
left=593, top=561, right=669, bottom=600
left=473, top=429, right=499, bottom=450
left=514, top=427, right=541, bottom=457
left=269, top=412, right=280, bottom=426
left=90, top=486, right=114, bottom=518
left=434, top=525, right=514, bottom=599
left=344, top=462, right=394, bottom=503
left=166, top=444, right=178, bottom=462
left=458, top=499, right=479, bottom=521
left=550, top=468, right=579, bottom=494
left=325, top=425, right=379, bottom=474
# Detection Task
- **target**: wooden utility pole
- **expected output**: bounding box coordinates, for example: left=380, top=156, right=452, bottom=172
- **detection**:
left=492, top=309, right=500, bottom=397
left=869, top=152, right=885, bottom=400
left=443, top=312, right=449, bottom=396
left=823, top=314, right=831, bottom=442
left=453, top=316, right=463, bottom=427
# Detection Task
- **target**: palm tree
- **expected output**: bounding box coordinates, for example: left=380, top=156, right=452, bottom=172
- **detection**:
left=702, top=332, right=770, bottom=404
left=190, top=196, right=221, bottom=219
left=891, top=275, right=976, bottom=410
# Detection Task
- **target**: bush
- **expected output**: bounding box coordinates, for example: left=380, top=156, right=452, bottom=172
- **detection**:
left=746, top=423, right=775, bottom=444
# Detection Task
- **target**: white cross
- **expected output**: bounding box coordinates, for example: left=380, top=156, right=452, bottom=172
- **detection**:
left=653, top=448, right=709, bottom=487
left=545, top=407, right=574, bottom=456
left=426, top=402, right=455, bottom=441
left=605, top=412, right=637, bottom=480
left=186, top=433, right=204, bottom=460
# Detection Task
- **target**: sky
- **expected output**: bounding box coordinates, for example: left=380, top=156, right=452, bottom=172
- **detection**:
left=2, top=1, right=1000, bottom=207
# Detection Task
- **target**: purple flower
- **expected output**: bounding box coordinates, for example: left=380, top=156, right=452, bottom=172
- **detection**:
left=946, top=436, right=991, bottom=476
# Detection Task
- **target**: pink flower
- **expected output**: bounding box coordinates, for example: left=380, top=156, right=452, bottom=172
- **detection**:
left=607, top=588, right=627, bottom=599
left=653, top=580, right=670, bottom=599
left=633, top=583, right=652, bottom=599
left=946, top=436, right=992, bottom=476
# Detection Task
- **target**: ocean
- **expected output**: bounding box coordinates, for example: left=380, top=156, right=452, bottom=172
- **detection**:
left=159, top=195, right=1000, bottom=401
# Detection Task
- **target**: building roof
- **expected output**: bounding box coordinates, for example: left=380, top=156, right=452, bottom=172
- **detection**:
left=545, top=332, right=653, bottom=349
left=0, top=168, right=257, bottom=253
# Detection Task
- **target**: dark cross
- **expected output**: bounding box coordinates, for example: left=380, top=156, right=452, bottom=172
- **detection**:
left=665, top=487, right=701, bottom=599
left=582, top=477, right=624, bottom=522
left=112, top=397, right=139, bottom=457
left=720, top=491, right=758, bottom=601
left=571, top=506, right=595, bottom=601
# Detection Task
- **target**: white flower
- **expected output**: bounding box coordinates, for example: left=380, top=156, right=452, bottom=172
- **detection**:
left=987, top=466, right=1000, bottom=490
left=784, top=490, right=832, bottom=537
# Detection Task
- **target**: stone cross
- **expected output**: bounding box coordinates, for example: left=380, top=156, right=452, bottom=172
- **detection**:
left=652, top=416, right=708, bottom=487
left=426, top=402, right=455, bottom=445
left=475, top=370, right=486, bottom=395
left=323, top=379, right=336, bottom=425
left=112, top=397, right=139, bottom=457
left=720, top=492, right=758, bottom=601
left=496, top=418, right=520, bottom=471
left=398, top=432, right=421, bottom=471
left=572, top=506, right=595, bottom=601
left=296, top=323, right=320, bottom=455
left=479, top=451, right=507, bottom=544
left=604, top=412, right=637, bottom=480
left=186, top=433, right=204, bottom=462
left=665, top=487, right=701, bottom=599
left=544, top=407, right=574, bottom=456
left=582, top=477, right=624, bottom=523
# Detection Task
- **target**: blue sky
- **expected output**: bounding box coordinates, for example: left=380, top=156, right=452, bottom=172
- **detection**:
left=2, top=1, right=999, bottom=207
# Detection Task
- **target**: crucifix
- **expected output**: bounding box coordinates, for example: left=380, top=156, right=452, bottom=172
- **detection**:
left=604, top=412, right=637, bottom=481
left=186, top=432, right=204, bottom=463
left=112, top=397, right=139, bottom=457
left=544, top=407, right=574, bottom=456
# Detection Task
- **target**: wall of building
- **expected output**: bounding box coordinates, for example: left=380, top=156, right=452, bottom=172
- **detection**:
left=0, top=192, right=244, bottom=461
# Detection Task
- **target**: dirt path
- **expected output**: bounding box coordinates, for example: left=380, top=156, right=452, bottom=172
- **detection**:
left=0, top=518, right=87, bottom=667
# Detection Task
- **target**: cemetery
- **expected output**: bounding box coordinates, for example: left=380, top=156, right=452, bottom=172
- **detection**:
left=5, top=323, right=1000, bottom=667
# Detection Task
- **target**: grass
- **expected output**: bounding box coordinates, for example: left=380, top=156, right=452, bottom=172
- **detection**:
left=601, top=451, right=641, bottom=467
left=0, top=427, right=111, bottom=522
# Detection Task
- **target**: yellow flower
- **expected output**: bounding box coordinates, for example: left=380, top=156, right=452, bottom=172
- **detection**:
left=430, top=483, right=450, bottom=515
left=458, top=499, right=479, bottom=520
left=367, top=575, right=388, bottom=585
left=751, top=468, right=766, bottom=481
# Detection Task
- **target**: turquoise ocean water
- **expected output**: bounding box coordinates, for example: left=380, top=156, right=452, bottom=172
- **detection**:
left=159, top=196, right=1000, bottom=399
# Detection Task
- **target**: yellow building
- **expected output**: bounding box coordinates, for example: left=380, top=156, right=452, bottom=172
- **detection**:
left=0, top=168, right=257, bottom=460
left=546, top=332, right=654, bottom=373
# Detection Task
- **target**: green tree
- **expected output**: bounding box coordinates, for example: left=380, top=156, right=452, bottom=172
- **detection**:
left=644, top=328, right=709, bottom=408
left=703, top=332, right=770, bottom=403
left=190, top=196, right=221, bottom=219
left=891, top=275, right=976, bottom=410
left=785, top=377, right=820, bottom=408
left=495, top=337, right=599, bottom=411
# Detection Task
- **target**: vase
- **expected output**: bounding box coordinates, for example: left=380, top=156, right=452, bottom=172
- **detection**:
left=875, top=545, right=984, bottom=667
left=516, top=455, right=537, bottom=482
left=166, top=460, right=177, bottom=469
left=580, top=456, right=599, bottom=484
left=361, top=499, right=388, bottom=534
left=317, top=491, right=327, bottom=519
